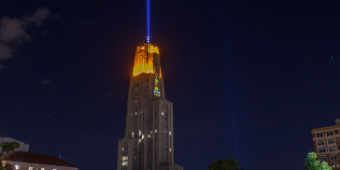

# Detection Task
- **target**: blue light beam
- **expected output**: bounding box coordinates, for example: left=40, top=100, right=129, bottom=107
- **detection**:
left=147, top=0, right=150, bottom=42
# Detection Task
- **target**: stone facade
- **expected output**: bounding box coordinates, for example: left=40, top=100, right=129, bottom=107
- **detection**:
left=312, top=119, right=340, bottom=169
left=117, top=43, right=182, bottom=170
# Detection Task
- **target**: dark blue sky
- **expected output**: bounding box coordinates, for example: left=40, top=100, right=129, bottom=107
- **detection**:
left=0, top=0, right=340, bottom=170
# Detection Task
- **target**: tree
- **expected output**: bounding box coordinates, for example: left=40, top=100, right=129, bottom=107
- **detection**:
left=0, top=141, right=20, bottom=170
left=208, top=157, right=243, bottom=170
left=304, top=152, right=333, bottom=170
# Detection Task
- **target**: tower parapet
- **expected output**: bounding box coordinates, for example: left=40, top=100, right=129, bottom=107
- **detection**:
left=133, top=43, right=161, bottom=77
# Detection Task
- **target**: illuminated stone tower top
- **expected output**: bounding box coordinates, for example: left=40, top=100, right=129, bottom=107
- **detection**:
left=133, top=43, right=162, bottom=77
left=117, top=42, right=183, bottom=170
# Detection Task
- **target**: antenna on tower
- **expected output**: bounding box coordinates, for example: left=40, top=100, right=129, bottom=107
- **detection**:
left=146, top=0, right=150, bottom=42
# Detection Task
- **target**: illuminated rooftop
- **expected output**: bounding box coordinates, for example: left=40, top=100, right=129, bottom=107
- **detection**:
left=132, top=43, right=161, bottom=77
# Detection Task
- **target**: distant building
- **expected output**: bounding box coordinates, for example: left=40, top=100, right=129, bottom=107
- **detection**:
left=1, top=137, right=29, bottom=152
left=117, top=43, right=183, bottom=170
left=2, top=151, right=78, bottom=170
left=312, top=119, right=340, bottom=169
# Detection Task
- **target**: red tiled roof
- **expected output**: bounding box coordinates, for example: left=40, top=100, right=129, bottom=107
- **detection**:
left=2, top=151, right=77, bottom=167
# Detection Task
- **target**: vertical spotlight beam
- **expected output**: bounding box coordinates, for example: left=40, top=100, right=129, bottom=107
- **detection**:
left=147, top=0, right=150, bottom=42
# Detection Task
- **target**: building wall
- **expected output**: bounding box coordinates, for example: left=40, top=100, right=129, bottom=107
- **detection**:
left=2, top=161, right=78, bottom=170
left=312, top=127, right=340, bottom=169
left=118, top=73, right=175, bottom=170
left=160, top=164, right=183, bottom=170
left=118, top=43, right=182, bottom=170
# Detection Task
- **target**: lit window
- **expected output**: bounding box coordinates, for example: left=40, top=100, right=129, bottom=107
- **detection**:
left=15, top=165, right=20, bottom=169
left=155, top=129, right=157, bottom=133
left=169, top=148, right=171, bottom=152
left=41, top=168, right=45, bottom=170
left=139, top=130, right=141, bottom=136
left=169, top=131, right=171, bottom=135
left=329, top=146, right=336, bottom=151
left=53, top=169, right=57, bottom=170
left=29, top=167, right=33, bottom=170
left=135, top=112, right=137, bottom=115
left=121, top=161, right=128, bottom=166
left=122, top=156, right=128, bottom=161
left=331, top=162, right=339, bottom=168
left=148, top=134, right=151, bottom=138
left=142, top=134, right=144, bottom=139
left=150, top=131, right=153, bottom=134
left=162, top=112, right=164, bottom=115
left=122, top=147, right=124, bottom=151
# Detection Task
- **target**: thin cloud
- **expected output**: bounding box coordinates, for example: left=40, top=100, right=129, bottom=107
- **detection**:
left=25, top=8, right=50, bottom=26
left=0, top=17, right=30, bottom=42
left=41, top=79, right=50, bottom=84
left=0, top=8, right=50, bottom=65
left=0, top=43, right=12, bottom=60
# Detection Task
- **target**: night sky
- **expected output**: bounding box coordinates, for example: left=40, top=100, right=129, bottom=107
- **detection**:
left=1, top=0, right=340, bottom=170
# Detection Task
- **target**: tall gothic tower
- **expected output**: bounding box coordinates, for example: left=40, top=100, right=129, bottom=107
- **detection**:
left=117, top=42, right=183, bottom=170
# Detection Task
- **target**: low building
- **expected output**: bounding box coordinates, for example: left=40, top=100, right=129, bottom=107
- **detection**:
left=160, top=164, right=184, bottom=170
left=1, top=137, right=29, bottom=152
left=2, top=151, right=78, bottom=170
left=312, top=119, right=340, bottom=169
